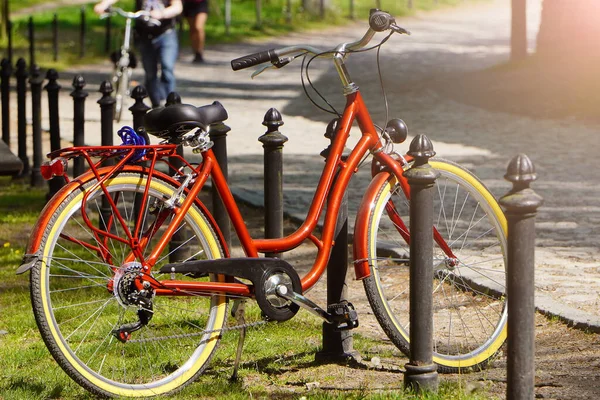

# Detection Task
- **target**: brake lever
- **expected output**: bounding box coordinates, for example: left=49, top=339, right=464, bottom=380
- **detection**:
left=251, top=64, right=274, bottom=79
left=250, top=57, right=293, bottom=79
left=391, top=24, right=411, bottom=35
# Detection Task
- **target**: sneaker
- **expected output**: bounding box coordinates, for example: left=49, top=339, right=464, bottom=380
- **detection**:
left=193, top=53, right=204, bottom=64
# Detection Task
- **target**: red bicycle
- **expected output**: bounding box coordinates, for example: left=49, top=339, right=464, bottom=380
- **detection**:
left=19, top=10, right=507, bottom=398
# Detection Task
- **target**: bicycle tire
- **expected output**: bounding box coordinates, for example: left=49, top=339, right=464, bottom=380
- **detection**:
left=114, top=68, right=130, bottom=122
left=363, top=159, right=507, bottom=373
left=30, top=172, right=228, bottom=397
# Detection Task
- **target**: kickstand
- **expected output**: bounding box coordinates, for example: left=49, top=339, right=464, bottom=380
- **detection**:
left=230, top=299, right=247, bottom=381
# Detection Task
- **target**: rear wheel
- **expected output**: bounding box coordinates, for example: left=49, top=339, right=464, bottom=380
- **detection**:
left=363, top=159, right=507, bottom=372
left=30, top=172, right=228, bottom=397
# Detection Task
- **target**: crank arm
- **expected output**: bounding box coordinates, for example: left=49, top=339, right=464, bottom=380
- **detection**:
left=275, top=285, right=332, bottom=322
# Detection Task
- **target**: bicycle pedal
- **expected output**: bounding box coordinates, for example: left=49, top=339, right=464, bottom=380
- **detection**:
left=327, top=301, right=359, bottom=331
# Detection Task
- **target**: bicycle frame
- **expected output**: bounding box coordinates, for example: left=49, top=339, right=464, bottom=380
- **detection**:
left=37, top=91, right=452, bottom=301
left=34, top=25, right=458, bottom=302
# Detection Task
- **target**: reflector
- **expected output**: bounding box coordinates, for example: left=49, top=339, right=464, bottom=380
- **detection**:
left=41, top=158, right=67, bottom=180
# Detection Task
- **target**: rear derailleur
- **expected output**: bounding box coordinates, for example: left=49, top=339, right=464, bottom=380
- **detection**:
left=110, top=264, right=154, bottom=343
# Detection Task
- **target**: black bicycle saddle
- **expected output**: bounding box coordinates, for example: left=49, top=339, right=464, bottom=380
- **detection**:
left=144, top=101, right=228, bottom=142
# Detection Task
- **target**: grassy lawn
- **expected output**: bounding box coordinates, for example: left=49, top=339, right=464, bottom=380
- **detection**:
left=2, top=0, right=478, bottom=70
left=0, top=176, right=495, bottom=399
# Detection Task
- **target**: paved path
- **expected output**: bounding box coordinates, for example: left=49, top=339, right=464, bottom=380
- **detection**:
left=9, top=0, right=600, bottom=331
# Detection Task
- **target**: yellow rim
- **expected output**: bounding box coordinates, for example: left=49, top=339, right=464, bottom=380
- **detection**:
left=369, top=160, right=508, bottom=369
left=40, top=175, right=227, bottom=396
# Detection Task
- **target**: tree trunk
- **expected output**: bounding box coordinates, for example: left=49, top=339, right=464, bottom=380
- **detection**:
left=537, top=0, right=600, bottom=59
left=511, top=0, right=527, bottom=61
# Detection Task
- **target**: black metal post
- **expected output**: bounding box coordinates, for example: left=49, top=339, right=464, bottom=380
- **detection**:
left=129, top=85, right=152, bottom=256
left=105, top=15, right=112, bottom=55
left=45, top=69, right=64, bottom=197
left=29, top=64, right=44, bottom=187
left=1, top=58, right=12, bottom=146
left=130, top=88, right=150, bottom=201
left=28, top=16, right=35, bottom=68
left=98, top=80, right=115, bottom=149
left=79, top=7, right=86, bottom=59
left=209, top=120, right=232, bottom=249
left=500, top=154, right=543, bottom=400
left=315, top=118, right=359, bottom=362
left=258, top=108, right=287, bottom=258
left=98, top=81, right=115, bottom=232
left=163, top=93, right=190, bottom=261
left=129, top=85, right=150, bottom=142
left=7, top=20, right=13, bottom=64
left=403, top=134, right=439, bottom=394
left=15, top=58, right=29, bottom=177
left=52, top=14, right=58, bottom=62
left=70, top=75, right=88, bottom=177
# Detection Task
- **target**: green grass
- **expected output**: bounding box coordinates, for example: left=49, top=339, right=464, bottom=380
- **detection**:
left=1, top=0, right=480, bottom=70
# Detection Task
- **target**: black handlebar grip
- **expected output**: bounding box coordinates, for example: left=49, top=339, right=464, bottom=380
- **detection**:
left=231, top=49, right=278, bottom=71
left=369, top=9, right=394, bottom=32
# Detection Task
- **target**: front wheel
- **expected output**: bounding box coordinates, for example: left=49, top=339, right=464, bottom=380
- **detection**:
left=30, top=172, right=228, bottom=397
left=113, top=67, right=130, bottom=122
left=363, top=159, right=508, bottom=372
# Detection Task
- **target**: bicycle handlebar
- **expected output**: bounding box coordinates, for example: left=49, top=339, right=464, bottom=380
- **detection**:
left=230, top=9, right=409, bottom=72
left=101, top=7, right=161, bottom=27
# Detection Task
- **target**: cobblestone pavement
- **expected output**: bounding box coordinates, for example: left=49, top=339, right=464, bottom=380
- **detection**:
left=9, top=0, right=599, bottom=330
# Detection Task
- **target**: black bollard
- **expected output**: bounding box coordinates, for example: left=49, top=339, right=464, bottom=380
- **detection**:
left=129, top=85, right=150, bottom=143
left=500, top=154, right=543, bottom=400
left=315, top=118, right=359, bottom=362
left=28, top=17, right=35, bottom=68
left=129, top=85, right=150, bottom=235
left=52, top=14, right=58, bottom=62
left=257, top=108, right=286, bottom=258
left=70, top=75, right=88, bottom=177
left=403, top=134, right=439, bottom=394
left=163, top=92, right=192, bottom=261
left=45, top=69, right=64, bottom=197
left=7, top=20, right=13, bottom=65
left=15, top=58, right=29, bottom=177
left=79, top=7, right=86, bottom=59
left=209, top=117, right=232, bottom=249
left=97, top=81, right=115, bottom=233
left=98, top=81, right=115, bottom=150
left=129, top=85, right=151, bottom=254
left=1, top=58, right=12, bottom=146
left=29, top=64, right=44, bottom=187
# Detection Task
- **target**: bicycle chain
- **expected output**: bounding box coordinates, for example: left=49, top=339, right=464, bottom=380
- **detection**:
left=129, top=319, right=269, bottom=344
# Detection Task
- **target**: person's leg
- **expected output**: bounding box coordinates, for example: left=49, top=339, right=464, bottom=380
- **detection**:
left=137, top=38, right=161, bottom=107
left=194, top=12, right=207, bottom=61
left=158, top=29, right=179, bottom=100
left=186, top=15, right=200, bottom=57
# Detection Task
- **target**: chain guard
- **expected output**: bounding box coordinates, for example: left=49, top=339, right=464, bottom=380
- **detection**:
left=160, top=257, right=302, bottom=322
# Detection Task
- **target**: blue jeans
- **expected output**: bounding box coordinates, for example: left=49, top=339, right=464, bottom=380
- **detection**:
left=136, top=28, right=178, bottom=107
